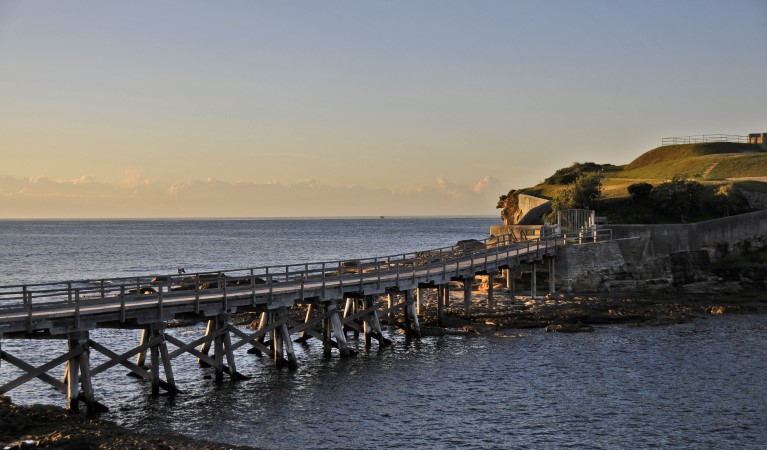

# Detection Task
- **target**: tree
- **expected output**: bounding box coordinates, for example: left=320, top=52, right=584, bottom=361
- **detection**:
left=650, top=176, right=705, bottom=223
left=712, top=184, right=750, bottom=217
left=544, top=172, right=602, bottom=222
left=627, top=182, right=653, bottom=204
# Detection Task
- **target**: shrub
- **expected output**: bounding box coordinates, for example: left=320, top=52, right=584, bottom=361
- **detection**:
left=627, top=182, right=653, bottom=203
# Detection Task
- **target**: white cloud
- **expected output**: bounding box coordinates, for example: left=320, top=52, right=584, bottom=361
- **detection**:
left=0, top=174, right=502, bottom=218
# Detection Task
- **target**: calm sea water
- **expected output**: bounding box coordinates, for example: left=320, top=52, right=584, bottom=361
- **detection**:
left=2, top=219, right=767, bottom=449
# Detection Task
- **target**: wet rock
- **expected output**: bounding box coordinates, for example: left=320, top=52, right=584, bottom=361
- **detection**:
left=545, top=323, right=594, bottom=333
left=464, top=323, right=496, bottom=334
left=453, top=239, right=486, bottom=254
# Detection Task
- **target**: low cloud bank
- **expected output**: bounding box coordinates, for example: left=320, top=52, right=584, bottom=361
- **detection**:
left=0, top=173, right=503, bottom=218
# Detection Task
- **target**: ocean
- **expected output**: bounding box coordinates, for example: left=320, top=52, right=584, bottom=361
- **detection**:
left=1, top=218, right=767, bottom=449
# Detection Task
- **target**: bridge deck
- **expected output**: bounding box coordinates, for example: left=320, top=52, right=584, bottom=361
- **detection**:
left=0, top=236, right=554, bottom=336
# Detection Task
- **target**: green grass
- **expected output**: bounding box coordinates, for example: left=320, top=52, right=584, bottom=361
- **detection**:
left=617, top=155, right=719, bottom=180
left=707, top=154, right=767, bottom=179
left=616, top=152, right=767, bottom=181
left=624, top=142, right=763, bottom=170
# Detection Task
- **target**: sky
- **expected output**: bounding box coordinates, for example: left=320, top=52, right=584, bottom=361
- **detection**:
left=1, top=0, right=766, bottom=218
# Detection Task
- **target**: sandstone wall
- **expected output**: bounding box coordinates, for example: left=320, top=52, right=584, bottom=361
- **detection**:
left=602, top=209, right=767, bottom=257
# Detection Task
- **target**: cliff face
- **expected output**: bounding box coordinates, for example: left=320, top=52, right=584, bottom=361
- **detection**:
left=497, top=191, right=550, bottom=225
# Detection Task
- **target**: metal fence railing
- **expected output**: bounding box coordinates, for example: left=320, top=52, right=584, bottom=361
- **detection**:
left=662, top=134, right=748, bottom=146
left=0, top=232, right=562, bottom=321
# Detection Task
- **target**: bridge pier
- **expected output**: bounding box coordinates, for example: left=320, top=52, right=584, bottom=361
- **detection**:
left=405, top=290, right=421, bottom=338
left=462, top=276, right=473, bottom=320
left=530, top=263, right=537, bottom=299
left=487, top=272, right=495, bottom=309
left=327, top=302, right=351, bottom=358
left=416, top=288, right=423, bottom=315
left=548, top=257, right=556, bottom=294
left=65, top=332, right=97, bottom=413
left=436, top=284, right=445, bottom=326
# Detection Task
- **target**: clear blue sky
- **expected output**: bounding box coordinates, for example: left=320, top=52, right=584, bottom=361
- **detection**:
left=1, top=1, right=765, bottom=217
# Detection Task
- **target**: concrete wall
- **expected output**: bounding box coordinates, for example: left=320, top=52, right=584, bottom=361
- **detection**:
left=516, top=194, right=551, bottom=225
left=600, top=209, right=767, bottom=258
left=550, top=210, right=767, bottom=292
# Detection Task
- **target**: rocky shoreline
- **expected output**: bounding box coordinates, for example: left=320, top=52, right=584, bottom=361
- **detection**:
left=417, top=288, right=767, bottom=336
left=0, top=396, right=259, bottom=450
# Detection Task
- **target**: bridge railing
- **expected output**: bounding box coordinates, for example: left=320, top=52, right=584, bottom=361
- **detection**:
left=0, top=232, right=559, bottom=318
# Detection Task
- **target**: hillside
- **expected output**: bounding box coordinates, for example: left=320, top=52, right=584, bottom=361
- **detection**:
left=497, top=142, right=767, bottom=224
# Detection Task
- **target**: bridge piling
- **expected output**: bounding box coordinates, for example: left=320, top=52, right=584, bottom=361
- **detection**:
left=487, top=272, right=495, bottom=309
left=136, top=328, right=149, bottom=368
left=198, top=320, right=213, bottom=366
left=548, top=257, right=556, bottom=295
left=66, top=337, right=81, bottom=412
left=416, top=288, right=423, bottom=315
left=328, top=302, right=351, bottom=358
left=463, top=277, right=473, bottom=320
left=436, top=284, right=444, bottom=326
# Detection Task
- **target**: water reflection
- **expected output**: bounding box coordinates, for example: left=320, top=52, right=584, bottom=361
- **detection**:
left=3, top=316, right=767, bottom=449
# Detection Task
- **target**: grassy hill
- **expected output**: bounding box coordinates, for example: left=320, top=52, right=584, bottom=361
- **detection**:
left=623, top=142, right=761, bottom=171
left=617, top=143, right=767, bottom=180
left=499, top=142, right=767, bottom=224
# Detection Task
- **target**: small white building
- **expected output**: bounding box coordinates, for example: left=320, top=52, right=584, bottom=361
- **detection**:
left=748, top=132, right=767, bottom=149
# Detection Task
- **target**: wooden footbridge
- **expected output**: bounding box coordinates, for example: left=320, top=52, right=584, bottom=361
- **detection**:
left=0, top=233, right=558, bottom=413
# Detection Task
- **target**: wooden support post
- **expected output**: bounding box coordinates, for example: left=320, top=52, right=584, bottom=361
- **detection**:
left=387, top=293, right=394, bottom=324
left=444, top=283, right=450, bottom=308
left=213, top=320, right=224, bottom=382
left=273, top=312, right=285, bottom=367
left=408, top=292, right=421, bottom=338
left=328, top=303, right=351, bottom=358
left=510, top=269, right=516, bottom=302
left=548, top=257, right=556, bottom=294
left=274, top=307, right=298, bottom=370
left=416, top=288, right=423, bottom=315
left=77, top=333, right=97, bottom=414
left=299, top=304, right=313, bottom=341
left=403, top=291, right=412, bottom=336
left=505, top=269, right=511, bottom=290
left=66, top=338, right=80, bottom=413
left=198, top=319, right=213, bottom=367
left=463, top=277, right=472, bottom=320
left=159, top=336, right=177, bottom=393
left=136, top=328, right=149, bottom=368
left=256, top=312, right=269, bottom=355
left=150, top=334, right=161, bottom=395
left=341, top=297, right=352, bottom=337
left=279, top=320, right=298, bottom=369
left=362, top=298, right=372, bottom=349
left=487, top=272, right=495, bottom=309
left=322, top=306, right=332, bottom=357
left=366, top=295, right=389, bottom=347
left=222, top=323, right=238, bottom=377
left=531, top=263, right=537, bottom=299
left=437, top=284, right=444, bottom=327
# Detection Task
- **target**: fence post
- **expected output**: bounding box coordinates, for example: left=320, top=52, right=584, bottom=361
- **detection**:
left=74, top=289, right=81, bottom=330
